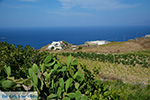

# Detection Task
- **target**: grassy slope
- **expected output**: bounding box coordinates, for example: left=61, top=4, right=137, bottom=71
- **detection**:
left=77, top=41, right=147, bottom=53
left=40, top=37, right=150, bottom=54
left=57, top=55, right=150, bottom=84
left=77, top=37, right=150, bottom=53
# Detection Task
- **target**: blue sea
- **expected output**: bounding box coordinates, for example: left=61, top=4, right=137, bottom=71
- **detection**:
left=0, top=26, right=150, bottom=49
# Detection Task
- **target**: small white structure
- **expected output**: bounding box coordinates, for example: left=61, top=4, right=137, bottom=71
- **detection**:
left=47, top=41, right=63, bottom=50
left=72, top=48, right=77, bottom=51
left=71, top=45, right=77, bottom=50
left=145, top=35, right=150, bottom=38
left=85, top=40, right=108, bottom=46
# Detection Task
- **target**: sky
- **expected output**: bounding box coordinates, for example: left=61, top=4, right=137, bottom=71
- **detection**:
left=0, top=0, right=150, bottom=28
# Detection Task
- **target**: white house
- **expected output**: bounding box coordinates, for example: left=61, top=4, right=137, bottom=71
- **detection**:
left=85, top=40, right=108, bottom=46
left=145, top=35, right=150, bottom=38
left=47, top=41, right=63, bottom=50
left=97, top=41, right=108, bottom=45
left=71, top=45, right=77, bottom=50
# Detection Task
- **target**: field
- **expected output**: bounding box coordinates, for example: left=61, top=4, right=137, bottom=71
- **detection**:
left=56, top=50, right=150, bottom=99
left=57, top=51, right=150, bottom=84
left=57, top=55, right=150, bottom=84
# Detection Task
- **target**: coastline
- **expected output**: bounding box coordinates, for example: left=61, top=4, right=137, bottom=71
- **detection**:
left=0, top=26, right=150, bottom=49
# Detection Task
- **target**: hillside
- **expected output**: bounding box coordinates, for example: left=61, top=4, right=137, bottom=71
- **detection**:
left=40, top=36, right=150, bottom=53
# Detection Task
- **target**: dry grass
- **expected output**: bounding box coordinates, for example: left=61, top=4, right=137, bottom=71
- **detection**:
left=57, top=55, right=150, bottom=84
left=138, top=38, right=150, bottom=49
left=77, top=42, right=147, bottom=53
left=40, top=37, right=150, bottom=54
left=40, top=41, right=149, bottom=54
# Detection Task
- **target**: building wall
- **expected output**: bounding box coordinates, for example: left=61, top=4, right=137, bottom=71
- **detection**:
left=47, top=41, right=63, bottom=50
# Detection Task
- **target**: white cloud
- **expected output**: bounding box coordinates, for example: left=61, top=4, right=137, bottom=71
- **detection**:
left=58, top=0, right=141, bottom=10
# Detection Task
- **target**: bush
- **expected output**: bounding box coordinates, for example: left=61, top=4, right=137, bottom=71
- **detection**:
left=0, top=42, right=49, bottom=78
left=51, top=46, right=54, bottom=50
left=78, top=46, right=82, bottom=50
left=0, top=54, right=117, bottom=99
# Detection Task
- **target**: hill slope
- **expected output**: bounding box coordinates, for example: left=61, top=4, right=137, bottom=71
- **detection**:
left=40, top=36, right=150, bottom=53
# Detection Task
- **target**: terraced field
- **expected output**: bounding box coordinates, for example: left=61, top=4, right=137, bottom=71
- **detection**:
left=57, top=51, right=150, bottom=85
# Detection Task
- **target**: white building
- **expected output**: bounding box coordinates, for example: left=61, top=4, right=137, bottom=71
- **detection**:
left=145, top=35, right=150, bottom=38
left=47, top=41, right=63, bottom=50
left=71, top=45, right=77, bottom=50
left=85, top=40, right=108, bottom=46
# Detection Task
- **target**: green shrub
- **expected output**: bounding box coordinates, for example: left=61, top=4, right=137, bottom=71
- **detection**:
left=0, top=54, right=118, bottom=99
left=0, top=42, right=49, bottom=78
left=78, top=46, right=82, bottom=50
left=51, top=46, right=54, bottom=50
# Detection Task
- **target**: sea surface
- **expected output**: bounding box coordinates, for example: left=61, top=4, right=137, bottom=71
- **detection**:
left=0, top=26, right=150, bottom=49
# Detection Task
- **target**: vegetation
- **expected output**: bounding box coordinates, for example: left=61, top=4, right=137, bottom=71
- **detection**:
left=78, top=46, right=82, bottom=50
left=59, top=52, right=150, bottom=68
left=57, top=55, right=150, bottom=84
left=0, top=42, right=49, bottom=77
left=0, top=42, right=150, bottom=100
left=0, top=42, right=116, bottom=99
